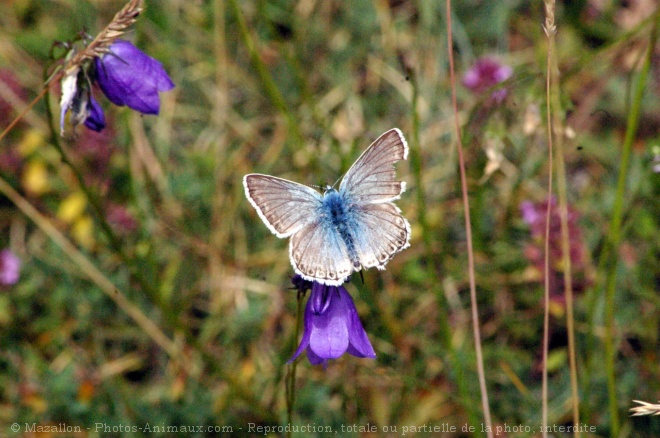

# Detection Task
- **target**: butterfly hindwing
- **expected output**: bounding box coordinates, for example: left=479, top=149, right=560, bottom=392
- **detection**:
left=243, top=174, right=321, bottom=238
left=339, top=128, right=408, bottom=204
left=351, top=202, right=411, bottom=269
left=290, top=218, right=353, bottom=285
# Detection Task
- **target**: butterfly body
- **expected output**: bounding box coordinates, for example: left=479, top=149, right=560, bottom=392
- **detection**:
left=244, top=128, right=411, bottom=285
left=318, top=188, right=361, bottom=268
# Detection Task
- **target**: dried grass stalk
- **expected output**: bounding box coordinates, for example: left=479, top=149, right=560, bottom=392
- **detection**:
left=58, top=0, right=143, bottom=78
left=630, top=400, right=660, bottom=416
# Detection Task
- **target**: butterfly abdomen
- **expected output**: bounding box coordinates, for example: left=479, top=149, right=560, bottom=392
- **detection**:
left=321, top=189, right=361, bottom=269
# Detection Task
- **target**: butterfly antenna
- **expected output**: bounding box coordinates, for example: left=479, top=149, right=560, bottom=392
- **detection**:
left=304, top=183, right=324, bottom=192
left=359, top=270, right=365, bottom=284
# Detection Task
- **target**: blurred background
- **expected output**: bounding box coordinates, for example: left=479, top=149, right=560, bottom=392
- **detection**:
left=0, top=0, right=659, bottom=435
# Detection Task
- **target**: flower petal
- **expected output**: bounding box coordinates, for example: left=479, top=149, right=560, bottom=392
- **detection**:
left=84, top=96, right=106, bottom=132
left=306, top=348, right=326, bottom=366
left=310, top=282, right=331, bottom=315
left=308, top=289, right=349, bottom=360
left=493, top=65, right=513, bottom=83
left=0, top=249, right=21, bottom=285
left=288, top=281, right=376, bottom=365
left=462, top=69, right=481, bottom=89
left=287, top=298, right=313, bottom=363
left=95, top=40, right=174, bottom=115
left=340, top=287, right=376, bottom=358
left=59, top=67, right=80, bottom=135
left=463, top=57, right=512, bottom=101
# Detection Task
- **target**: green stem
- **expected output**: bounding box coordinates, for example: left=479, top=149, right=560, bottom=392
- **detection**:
left=285, top=288, right=305, bottom=433
left=43, top=69, right=167, bottom=317
left=408, top=70, right=432, bottom=256
left=582, top=10, right=655, bottom=422
left=542, top=3, right=556, bottom=435
left=603, top=12, right=658, bottom=436
left=544, top=1, right=581, bottom=432
left=445, top=1, right=492, bottom=434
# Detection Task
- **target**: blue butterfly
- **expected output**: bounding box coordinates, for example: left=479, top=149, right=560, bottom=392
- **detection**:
left=243, top=128, right=411, bottom=285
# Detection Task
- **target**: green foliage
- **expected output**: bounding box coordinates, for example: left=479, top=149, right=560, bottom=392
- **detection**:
left=0, top=0, right=658, bottom=435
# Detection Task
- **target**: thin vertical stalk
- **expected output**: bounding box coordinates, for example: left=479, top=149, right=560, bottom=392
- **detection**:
left=285, top=291, right=305, bottom=434
left=408, top=71, right=431, bottom=255
left=445, top=1, right=492, bottom=435
left=541, top=4, right=555, bottom=434
left=602, top=12, right=658, bottom=436
left=210, top=0, right=229, bottom=299
left=544, top=1, right=580, bottom=434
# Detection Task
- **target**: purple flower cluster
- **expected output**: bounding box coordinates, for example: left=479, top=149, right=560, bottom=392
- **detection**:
left=60, top=40, right=174, bottom=134
left=463, top=57, right=512, bottom=103
left=0, top=249, right=21, bottom=286
left=520, top=197, right=590, bottom=305
left=289, top=276, right=376, bottom=366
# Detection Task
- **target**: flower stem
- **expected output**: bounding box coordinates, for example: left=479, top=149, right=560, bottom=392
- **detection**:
left=602, top=12, right=658, bottom=435
left=285, top=289, right=305, bottom=433
left=42, top=69, right=170, bottom=321
left=408, top=70, right=432, bottom=257
left=542, top=1, right=556, bottom=434
left=445, top=1, right=492, bottom=435
left=544, top=0, right=581, bottom=432
left=0, top=87, right=50, bottom=144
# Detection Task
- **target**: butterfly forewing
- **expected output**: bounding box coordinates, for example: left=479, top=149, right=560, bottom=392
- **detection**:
left=243, top=174, right=321, bottom=238
left=351, top=202, right=411, bottom=269
left=339, top=128, right=408, bottom=204
left=290, top=219, right=353, bottom=285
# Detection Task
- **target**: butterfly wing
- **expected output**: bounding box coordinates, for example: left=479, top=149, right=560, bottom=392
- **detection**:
left=351, top=202, right=411, bottom=269
left=339, top=128, right=408, bottom=203
left=338, top=128, right=410, bottom=270
left=290, top=219, right=353, bottom=286
left=245, top=174, right=354, bottom=284
left=245, top=128, right=410, bottom=283
left=243, top=174, right=321, bottom=238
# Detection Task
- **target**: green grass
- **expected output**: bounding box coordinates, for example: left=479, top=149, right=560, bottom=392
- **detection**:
left=0, top=0, right=659, bottom=436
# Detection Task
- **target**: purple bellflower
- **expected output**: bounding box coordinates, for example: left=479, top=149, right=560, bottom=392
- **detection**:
left=0, top=249, right=21, bottom=286
left=289, top=276, right=376, bottom=366
left=83, top=96, right=106, bottom=131
left=463, top=57, right=512, bottom=103
left=60, top=40, right=174, bottom=134
left=59, top=67, right=106, bottom=135
left=95, top=40, right=174, bottom=115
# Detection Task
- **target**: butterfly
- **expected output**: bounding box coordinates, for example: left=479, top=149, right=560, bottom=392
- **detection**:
left=243, top=128, right=411, bottom=286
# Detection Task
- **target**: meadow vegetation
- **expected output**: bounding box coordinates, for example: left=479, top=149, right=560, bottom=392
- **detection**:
left=0, top=0, right=658, bottom=435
